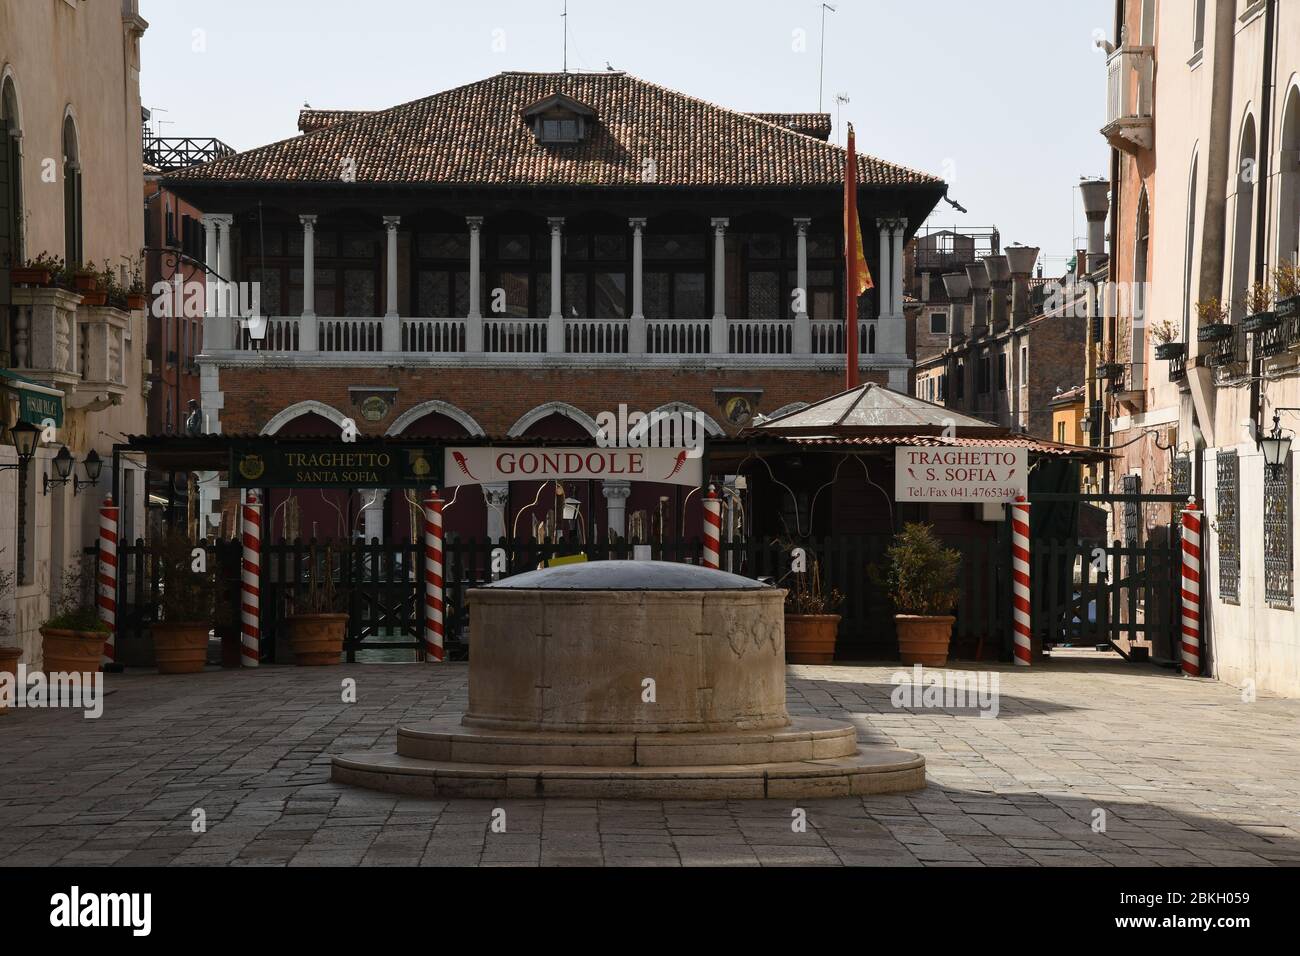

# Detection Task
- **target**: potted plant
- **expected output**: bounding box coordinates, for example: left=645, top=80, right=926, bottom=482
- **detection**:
left=1240, top=281, right=1277, bottom=334
left=1093, top=342, right=1123, bottom=380
left=1274, top=263, right=1300, bottom=320
left=882, top=523, right=961, bottom=666
left=125, top=256, right=147, bottom=311
left=783, top=557, right=844, bottom=665
left=285, top=545, right=348, bottom=665
left=39, top=563, right=108, bottom=679
left=151, top=526, right=214, bottom=674
left=71, top=262, right=100, bottom=294
left=10, top=251, right=63, bottom=287
left=0, top=555, right=19, bottom=715
left=1195, top=297, right=1233, bottom=341
left=1151, top=319, right=1185, bottom=360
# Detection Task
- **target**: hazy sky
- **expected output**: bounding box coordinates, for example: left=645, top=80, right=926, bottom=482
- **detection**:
left=140, top=0, right=1112, bottom=270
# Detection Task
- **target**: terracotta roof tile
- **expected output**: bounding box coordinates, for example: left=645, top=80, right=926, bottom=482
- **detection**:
left=170, top=72, right=942, bottom=190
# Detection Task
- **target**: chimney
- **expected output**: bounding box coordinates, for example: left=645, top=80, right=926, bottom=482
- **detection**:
left=1078, top=179, right=1110, bottom=272
left=941, top=273, right=971, bottom=346
left=964, top=262, right=990, bottom=336
left=1005, top=245, right=1040, bottom=326
left=1075, top=249, right=1090, bottom=283
left=983, top=255, right=1011, bottom=331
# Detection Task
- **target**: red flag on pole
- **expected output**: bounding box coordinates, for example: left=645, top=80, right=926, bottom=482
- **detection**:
left=843, top=124, right=873, bottom=390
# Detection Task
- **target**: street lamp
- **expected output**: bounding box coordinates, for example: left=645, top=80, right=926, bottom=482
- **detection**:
left=1261, top=411, right=1295, bottom=480
left=0, top=420, right=40, bottom=469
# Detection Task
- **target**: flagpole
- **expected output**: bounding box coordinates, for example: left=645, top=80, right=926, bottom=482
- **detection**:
left=845, top=124, right=860, bottom=390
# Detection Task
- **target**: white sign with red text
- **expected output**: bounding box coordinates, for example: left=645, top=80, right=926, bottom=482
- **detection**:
left=894, top=446, right=1028, bottom=503
left=445, top=447, right=702, bottom=488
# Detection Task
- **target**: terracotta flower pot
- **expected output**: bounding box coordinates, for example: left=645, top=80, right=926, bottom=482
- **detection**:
left=11, top=267, right=52, bottom=287
left=39, top=627, right=105, bottom=678
left=126, top=292, right=147, bottom=310
left=286, top=613, right=347, bottom=665
left=80, top=289, right=108, bottom=307
left=895, top=615, right=955, bottom=666
left=784, top=614, right=840, bottom=665
left=72, top=272, right=99, bottom=293
left=151, top=622, right=210, bottom=674
left=0, top=646, right=21, bottom=715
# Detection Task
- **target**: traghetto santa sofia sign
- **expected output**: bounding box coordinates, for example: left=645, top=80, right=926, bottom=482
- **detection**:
left=894, top=446, right=1028, bottom=502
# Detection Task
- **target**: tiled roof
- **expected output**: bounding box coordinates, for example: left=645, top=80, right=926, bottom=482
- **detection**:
left=297, top=109, right=373, bottom=134
left=756, top=383, right=995, bottom=432
left=168, top=72, right=943, bottom=190
left=746, top=112, right=832, bottom=140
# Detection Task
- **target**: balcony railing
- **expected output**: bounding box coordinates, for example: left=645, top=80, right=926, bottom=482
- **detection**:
left=1103, top=46, right=1154, bottom=152
left=222, top=315, right=882, bottom=364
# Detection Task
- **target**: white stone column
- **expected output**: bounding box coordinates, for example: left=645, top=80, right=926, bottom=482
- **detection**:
left=711, top=217, right=729, bottom=355
left=363, top=489, right=386, bottom=543
left=793, top=217, right=811, bottom=354
left=382, top=216, right=401, bottom=351
left=466, top=216, right=483, bottom=352
left=201, top=214, right=227, bottom=348
left=876, top=219, right=892, bottom=320
left=629, top=217, right=646, bottom=355
left=891, top=218, right=907, bottom=317
left=213, top=214, right=233, bottom=321
left=484, top=482, right=509, bottom=544
left=299, top=214, right=318, bottom=351
left=602, top=480, right=632, bottom=543
left=548, top=216, right=564, bottom=354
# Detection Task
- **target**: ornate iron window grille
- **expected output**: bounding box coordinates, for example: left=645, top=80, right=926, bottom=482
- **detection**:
left=1172, top=457, right=1191, bottom=499
left=1217, top=450, right=1240, bottom=603
left=1264, top=454, right=1293, bottom=608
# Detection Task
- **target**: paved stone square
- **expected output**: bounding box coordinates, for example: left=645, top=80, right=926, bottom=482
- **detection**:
left=1, top=658, right=1298, bottom=867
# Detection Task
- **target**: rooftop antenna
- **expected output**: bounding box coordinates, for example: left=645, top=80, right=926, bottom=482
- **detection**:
left=562, top=0, right=568, bottom=73
left=833, top=92, right=850, bottom=144
left=818, top=3, right=837, bottom=112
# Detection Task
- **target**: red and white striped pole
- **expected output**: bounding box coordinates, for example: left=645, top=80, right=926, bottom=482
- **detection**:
left=98, top=496, right=118, bottom=668
left=1180, top=500, right=1202, bottom=677
left=702, top=485, right=721, bottom=570
left=424, top=488, right=445, bottom=662
left=241, top=491, right=262, bottom=668
left=1011, top=495, right=1032, bottom=666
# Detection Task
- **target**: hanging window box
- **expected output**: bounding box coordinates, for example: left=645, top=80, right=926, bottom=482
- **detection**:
left=1241, top=310, right=1278, bottom=334
left=1096, top=361, right=1124, bottom=380
left=1197, top=322, right=1234, bottom=342
left=1275, top=295, right=1299, bottom=320
left=1154, top=341, right=1185, bottom=360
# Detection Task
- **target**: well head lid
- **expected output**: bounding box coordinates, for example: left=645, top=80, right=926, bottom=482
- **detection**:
left=483, top=560, right=772, bottom=591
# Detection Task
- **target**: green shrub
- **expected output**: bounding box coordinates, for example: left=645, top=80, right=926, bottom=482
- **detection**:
left=42, top=562, right=109, bottom=633
left=157, top=526, right=216, bottom=623
left=882, top=523, right=961, bottom=616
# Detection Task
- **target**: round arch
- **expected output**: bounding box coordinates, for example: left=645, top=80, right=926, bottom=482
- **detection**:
left=1228, top=110, right=1258, bottom=320
left=386, top=400, right=486, bottom=436
left=507, top=401, right=598, bottom=437
left=261, top=400, right=350, bottom=436
left=647, top=401, right=726, bottom=437
left=1277, top=79, right=1300, bottom=268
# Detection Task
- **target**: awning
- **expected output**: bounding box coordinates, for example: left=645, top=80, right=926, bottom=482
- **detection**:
left=0, top=369, right=64, bottom=428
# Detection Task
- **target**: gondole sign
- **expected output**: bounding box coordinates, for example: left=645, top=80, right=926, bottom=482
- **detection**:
left=229, top=443, right=442, bottom=488
left=894, top=446, right=1028, bottom=503
left=445, top=446, right=702, bottom=488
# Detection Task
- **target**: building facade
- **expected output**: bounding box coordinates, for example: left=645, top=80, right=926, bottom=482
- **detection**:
left=1103, top=0, right=1300, bottom=695
left=165, top=71, right=944, bottom=546
left=1, top=0, right=150, bottom=664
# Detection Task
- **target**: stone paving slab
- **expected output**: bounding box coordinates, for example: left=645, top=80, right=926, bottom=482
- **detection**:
left=0, top=658, right=1298, bottom=866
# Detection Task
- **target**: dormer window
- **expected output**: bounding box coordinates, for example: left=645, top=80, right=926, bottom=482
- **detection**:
left=522, top=92, right=596, bottom=145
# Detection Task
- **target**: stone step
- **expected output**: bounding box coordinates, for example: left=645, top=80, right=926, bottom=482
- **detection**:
left=331, top=745, right=926, bottom=800
left=395, top=716, right=859, bottom=767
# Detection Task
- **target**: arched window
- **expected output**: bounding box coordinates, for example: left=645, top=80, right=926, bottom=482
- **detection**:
left=1, top=76, right=22, bottom=278
left=1133, top=187, right=1150, bottom=369
left=1229, top=115, right=1257, bottom=321
left=62, top=114, right=82, bottom=265
left=1278, top=86, right=1300, bottom=270
left=1182, top=152, right=1199, bottom=342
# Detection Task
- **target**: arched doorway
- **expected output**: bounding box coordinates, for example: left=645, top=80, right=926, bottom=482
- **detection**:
left=387, top=401, right=486, bottom=543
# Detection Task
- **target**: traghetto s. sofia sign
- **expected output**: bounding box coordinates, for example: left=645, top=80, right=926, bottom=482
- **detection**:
left=894, top=446, right=1028, bottom=502
left=445, top=447, right=702, bottom=488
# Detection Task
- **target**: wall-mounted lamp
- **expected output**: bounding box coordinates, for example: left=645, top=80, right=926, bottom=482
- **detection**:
left=44, top=446, right=103, bottom=495
left=1261, top=411, right=1296, bottom=481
